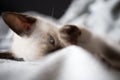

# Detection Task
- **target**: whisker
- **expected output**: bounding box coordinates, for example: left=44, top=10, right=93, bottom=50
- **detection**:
left=51, top=6, right=55, bottom=18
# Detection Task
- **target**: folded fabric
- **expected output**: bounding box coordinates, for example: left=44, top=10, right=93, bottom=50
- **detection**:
left=0, top=46, right=119, bottom=80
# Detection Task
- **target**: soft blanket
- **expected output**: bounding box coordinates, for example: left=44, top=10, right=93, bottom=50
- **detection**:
left=0, top=46, right=120, bottom=80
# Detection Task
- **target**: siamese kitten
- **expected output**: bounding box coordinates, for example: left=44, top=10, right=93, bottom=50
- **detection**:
left=0, top=12, right=120, bottom=70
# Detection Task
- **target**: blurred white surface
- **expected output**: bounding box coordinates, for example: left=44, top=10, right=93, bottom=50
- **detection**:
left=60, top=0, right=120, bottom=41
left=0, top=46, right=119, bottom=80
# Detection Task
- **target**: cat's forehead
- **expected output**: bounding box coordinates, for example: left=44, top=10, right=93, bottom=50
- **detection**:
left=30, top=17, right=59, bottom=37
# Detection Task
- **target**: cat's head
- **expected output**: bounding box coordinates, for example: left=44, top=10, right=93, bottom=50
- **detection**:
left=2, top=12, right=81, bottom=60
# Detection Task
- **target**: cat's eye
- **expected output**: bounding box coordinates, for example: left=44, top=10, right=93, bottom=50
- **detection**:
left=49, top=35, right=55, bottom=45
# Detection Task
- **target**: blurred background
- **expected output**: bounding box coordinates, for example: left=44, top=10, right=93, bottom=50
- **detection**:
left=0, top=0, right=72, bottom=19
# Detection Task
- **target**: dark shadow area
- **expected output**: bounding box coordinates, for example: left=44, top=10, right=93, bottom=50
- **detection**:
left=0, top=0, right=72, bottom=19
left=112, top=1, right=120, bottom=20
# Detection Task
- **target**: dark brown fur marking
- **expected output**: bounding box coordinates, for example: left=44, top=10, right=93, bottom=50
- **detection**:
left=60, top=25, right=81, bottom=44
left=103, top=45, right=120, bottom=62
left=0, top=52, right=24, bottom=61
left=2, top=12, right=36, bottom=36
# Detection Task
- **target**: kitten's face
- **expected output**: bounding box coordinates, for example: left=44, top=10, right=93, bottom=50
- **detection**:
left=2, top=12, right=81, bottom=60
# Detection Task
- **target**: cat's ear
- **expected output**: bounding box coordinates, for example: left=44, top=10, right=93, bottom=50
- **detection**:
left=60, top=25, right=81, bottom=44
left=2, top=12, right=37, bottom=36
